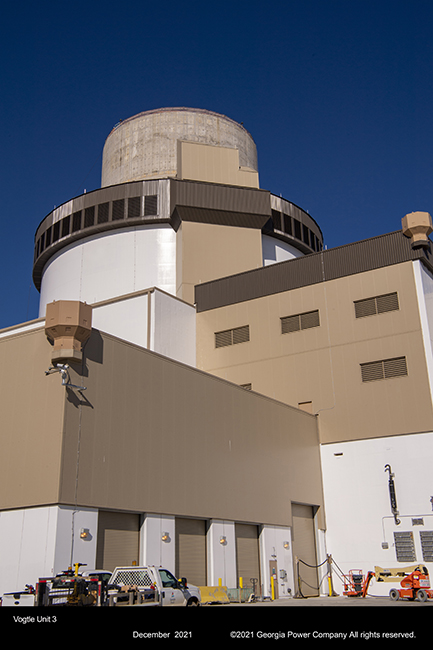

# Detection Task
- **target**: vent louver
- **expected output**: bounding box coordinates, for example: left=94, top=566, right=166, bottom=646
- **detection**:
left=394, top=531, right=416, bottom=562
left=355, top=292, right=399, bottom=318
left=361, top=357, right=408, bottom=382
left=215, top=325, right=250, bottom=348
left=281, top=310, right=320, bottom=334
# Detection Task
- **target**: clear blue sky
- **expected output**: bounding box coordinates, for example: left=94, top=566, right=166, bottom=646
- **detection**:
left=1, top=0, right=432, bottom=329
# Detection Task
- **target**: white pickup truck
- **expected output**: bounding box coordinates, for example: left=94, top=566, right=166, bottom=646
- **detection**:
left=108, top=566, right=201, bottom=607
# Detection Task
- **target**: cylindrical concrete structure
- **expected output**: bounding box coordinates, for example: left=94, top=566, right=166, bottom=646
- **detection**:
left=101, top=107, right=258, bottom=187
left=33, top=108, right=323, bottom=316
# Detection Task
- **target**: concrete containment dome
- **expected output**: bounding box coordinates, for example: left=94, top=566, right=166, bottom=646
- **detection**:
left=33, top=106, right=323, bottom=319
left=101, top=107, right=258, bottom=187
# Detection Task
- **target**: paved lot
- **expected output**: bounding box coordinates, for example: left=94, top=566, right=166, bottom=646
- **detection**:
left=225, top=594, right=433, bottom=606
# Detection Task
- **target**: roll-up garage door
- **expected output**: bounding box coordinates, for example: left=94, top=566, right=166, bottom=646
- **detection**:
left=235, top=523, right=261, bottom=588
left=291, top=503, right=319, bottom=597
left=95, top=511, right=140, bottom=571
left=175, top=518, right=207, bottom=586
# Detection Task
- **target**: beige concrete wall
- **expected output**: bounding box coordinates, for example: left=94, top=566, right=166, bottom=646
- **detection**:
left=58, top=331, right=324, bottom=528
left=176, top=221, right=263, bottom=304
left=196, top=261, right=433, bottom=444
left=0, top=328, right=66, bottom=509
left=178, top=141, right=259, bottom=188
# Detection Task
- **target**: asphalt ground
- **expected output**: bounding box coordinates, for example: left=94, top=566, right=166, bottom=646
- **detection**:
left=224, top=593, right=433, bottom=605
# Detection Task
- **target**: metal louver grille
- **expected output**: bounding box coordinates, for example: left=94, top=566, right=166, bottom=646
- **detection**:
left=384, top=357, right=408, bottom=378
left=377, top=292, right=399, bottom=313
left=72, top=211, right=82, bottom=232
left=420, top=531, right=433, bottom=562
left=98, top=202, right=109, bottom=224
left=394, top=531, right=416, bottom=562
left=144, top=194, right=158, bottom=216
left=52, top=221, right=60, bottom=242
left=300, top=310, right=320, bottom=330
left=281, top=314, right=301, bottom=334
left=232, top=325, right=250, bottom=345
left=61, top=216, right=70, bottom=237
left=128, top=196, right=141, bottom=219
left=281, top=310, right=320, bottom=334
left=112, top=199, right=125, bottom=221
left=84, top=206, right=95, bottom=228
left=354, top=297, right=377, bottom=318
left=215, top=330, right=232, bottom=348
left=271, top=209, right=282, bottom=231
left=215, top=325, right=250, bottom=348
left=355, top=292, right=399, bottom=318
left=361, top=357, right=407, bottom=382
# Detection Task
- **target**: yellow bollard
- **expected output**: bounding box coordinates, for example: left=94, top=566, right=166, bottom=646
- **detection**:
left=239, top=577, right=243, bottom=602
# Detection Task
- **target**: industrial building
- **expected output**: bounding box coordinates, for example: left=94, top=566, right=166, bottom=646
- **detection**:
left=0, top=107, right=432, bottom=599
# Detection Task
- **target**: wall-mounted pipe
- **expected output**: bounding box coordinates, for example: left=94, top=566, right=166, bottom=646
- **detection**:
left=384, top=464, right=400, bottom=525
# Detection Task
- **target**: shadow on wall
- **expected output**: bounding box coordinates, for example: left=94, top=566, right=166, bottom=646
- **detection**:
left=65, top=329, right=104, bottom=408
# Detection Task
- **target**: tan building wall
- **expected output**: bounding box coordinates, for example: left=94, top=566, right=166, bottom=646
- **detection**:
left=196, top=260, right=433, bottom=444
left=176, top=221, right=263, bottom=304
left=178, top=140, right=259, bottom=188
left=0, top=327, right=66, bottom=509
left=0, top=326, right=324, bottom=529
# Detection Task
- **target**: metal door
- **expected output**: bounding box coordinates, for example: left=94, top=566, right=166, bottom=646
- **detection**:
left=95, top=510, right=140, bottom=571
left=291, top=504, right=319, bottom=597
left=175, top=518, right=207, bottom=586
left=235, top=523, right=261, bottom=591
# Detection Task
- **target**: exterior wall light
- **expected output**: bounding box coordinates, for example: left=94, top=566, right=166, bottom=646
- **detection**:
left=219, top=536, right=227, bottom=545
left=283, top=541, right=290, bottom=549
left=80, top=528, right=91, bottom=540
left=161, top=532, right=170, bottom=542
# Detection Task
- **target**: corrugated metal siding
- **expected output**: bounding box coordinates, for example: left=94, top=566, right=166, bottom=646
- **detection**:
left=170, top=178, right=271, bottom=216
left=195, top=231, right=433, bottom=312
left=95, top=511, right=140, bottom=571
left=235, top=524, right=260, bottom=587
left=175, top=518, right=207, bottom=586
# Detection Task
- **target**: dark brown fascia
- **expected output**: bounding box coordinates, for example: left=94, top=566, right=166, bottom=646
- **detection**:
left=194, top=230, right=433, bottom=312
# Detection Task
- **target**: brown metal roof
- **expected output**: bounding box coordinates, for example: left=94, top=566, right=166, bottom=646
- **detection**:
left=195, top=230, right=433, bottom=312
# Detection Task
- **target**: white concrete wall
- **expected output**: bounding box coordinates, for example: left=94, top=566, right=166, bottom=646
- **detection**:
left=262, top=234, right=303, bottom=266
left=0, top=506, right=98, bottom=594
left=39, top=224, right=177, bottom=317
left=151, top=289, right=196, bottom=366
left=206, top=520, right=237, bottom=589
left=92, top=292, right=150, bottom=350
left=91, top=288, right=196, bottom=366
left=320, top=432, right=433, bottom=597
left=260, top=525, right=295, bottom=599
left=140, top=514, right=176, bottom=573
